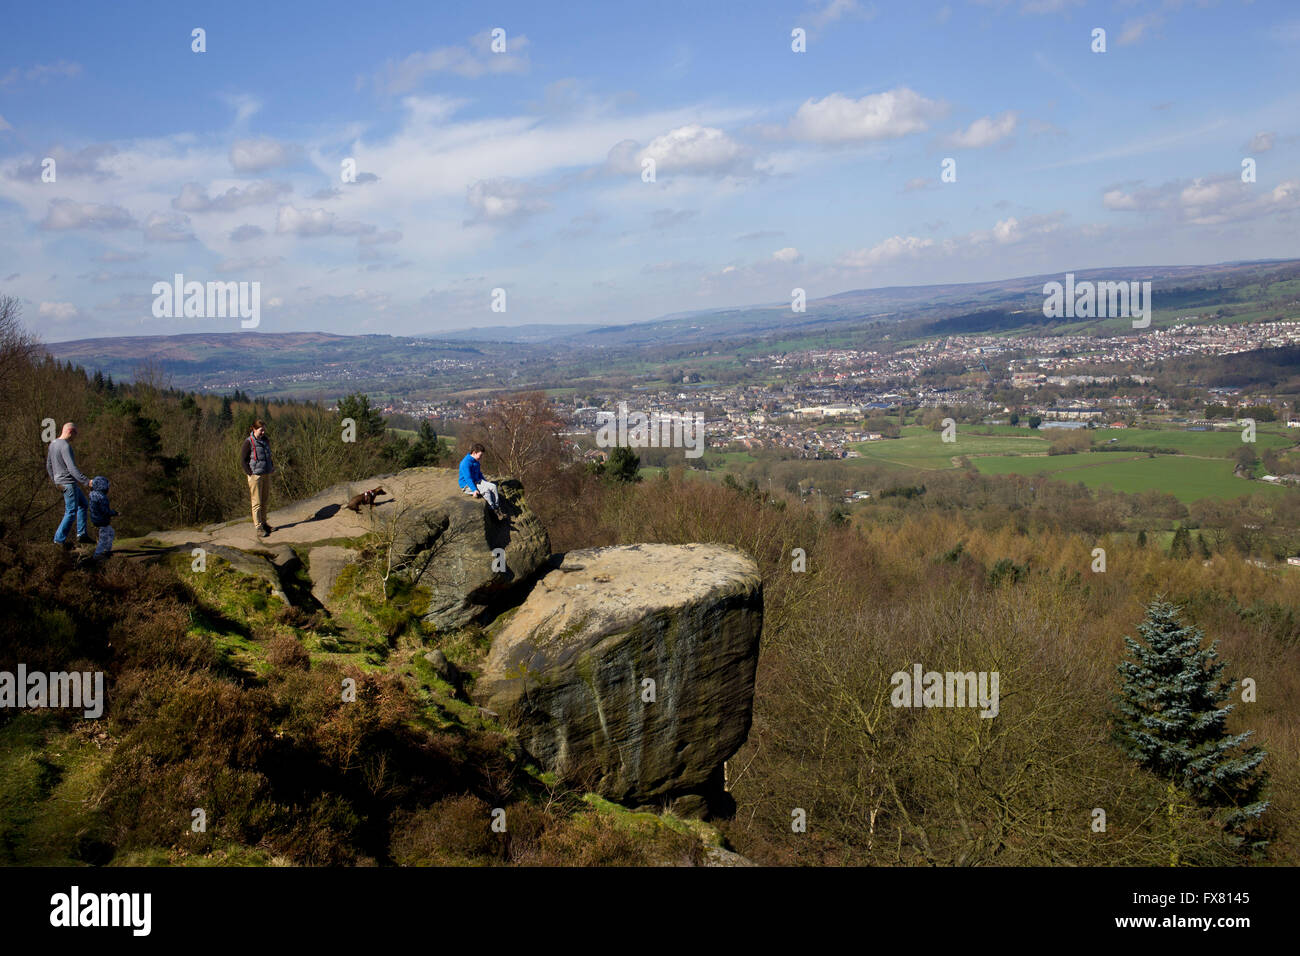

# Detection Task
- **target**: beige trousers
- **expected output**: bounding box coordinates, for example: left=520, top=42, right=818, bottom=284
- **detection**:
left=247, top=474, right=270, bottom=528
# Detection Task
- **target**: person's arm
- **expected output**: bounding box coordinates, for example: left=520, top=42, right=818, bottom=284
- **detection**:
left=240, top=438, right=252, bottom=475
left=63, top=445, right=89, bottom=485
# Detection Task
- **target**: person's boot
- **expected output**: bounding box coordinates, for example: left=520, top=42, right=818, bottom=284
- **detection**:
left=77, top=534, right=95, bottom=545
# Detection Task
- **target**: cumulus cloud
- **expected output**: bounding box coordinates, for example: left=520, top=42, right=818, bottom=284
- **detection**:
left=41, top=199, right=134, bottom=230
left=229, top=224, right=266, bottom=242
left=787, top=88, right=946, bottom=144
left=772, top=247, right=803, bottom=263
left=836, top=213, right=1064, bottom=270
left=143, top=212, right=195, bottom=242
left=172, top=180, right=291, bottom=212
left=8, top=145, right=118, bottom=182
left=229, top=138, right=303, bottom=172
left=607, top=124, right=753, bottom=177
left=943, top=111, right=1018, bottom=148
left=837, top=235, right=936, bottom=269
left=370, top=32, right=531, bottom=94
left=1100, top=173, right=1300, bottom=226
left=275, top=204, right=376, bottom=237
left=465, top=178, right=552, bottom=222
left=1103, top=188, right=1139, bottom=210
left=38, top=301, right=80, bottom=321
left=1248, top=131, right=1275, bottom=153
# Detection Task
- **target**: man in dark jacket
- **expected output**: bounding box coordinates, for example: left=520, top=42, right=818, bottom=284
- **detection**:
left=239, top=420, right=275, bottom=537
left=46, top=421, right=94, bottom=549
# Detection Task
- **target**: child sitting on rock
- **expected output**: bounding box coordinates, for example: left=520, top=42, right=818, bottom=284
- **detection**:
left=87, top=475, right=119, bottom=560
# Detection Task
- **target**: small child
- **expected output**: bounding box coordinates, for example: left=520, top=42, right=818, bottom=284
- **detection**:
left=87, top=476, right=119, bottom=560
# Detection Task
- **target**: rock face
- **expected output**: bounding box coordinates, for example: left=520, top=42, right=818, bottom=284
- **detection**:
left=134, top=466, right=550, bottom=629
left=475, top=544, right=763, bottom=813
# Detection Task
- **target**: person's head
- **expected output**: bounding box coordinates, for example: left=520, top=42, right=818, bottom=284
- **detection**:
left=252, top=419, right=267, bottom=438
left=470, top=443, right=485, bottom=460
left=60, top=422, right=78, bottom=441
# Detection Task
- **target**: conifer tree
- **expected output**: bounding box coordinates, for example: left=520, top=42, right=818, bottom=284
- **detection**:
left=1116, top=600, right=1268, bottom=846
left=1168, top=524, right=1192, bottom=559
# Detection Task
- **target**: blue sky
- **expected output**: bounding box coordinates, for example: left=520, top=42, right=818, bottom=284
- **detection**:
left=1, top=0, right=1296, bottom=341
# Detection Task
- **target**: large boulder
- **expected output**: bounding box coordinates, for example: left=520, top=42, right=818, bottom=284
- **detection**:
left=132, top=466, right=550, bottom=629
left=475, top=543, right=762, bottom=813
left=379, top=470, right=551, bottom=629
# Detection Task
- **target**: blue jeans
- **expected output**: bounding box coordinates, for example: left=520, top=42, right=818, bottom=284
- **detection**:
left=54, top=483, right=88, bottom=543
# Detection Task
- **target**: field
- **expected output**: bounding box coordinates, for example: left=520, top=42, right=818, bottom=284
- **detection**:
left=848, top=426, right=1050, bottom=469
left=837, top=424, right=1300, bottom=503
left=972, top=452, right=1287, bottom=503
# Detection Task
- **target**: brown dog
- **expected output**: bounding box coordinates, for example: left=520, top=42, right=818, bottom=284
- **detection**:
left=346, top=486, right=386, bottom=513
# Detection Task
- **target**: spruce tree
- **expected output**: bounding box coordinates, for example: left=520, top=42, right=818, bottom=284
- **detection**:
left=1168, top=525, right=1192, bottom=559
left=1116, top=600, right=1268, bottom=845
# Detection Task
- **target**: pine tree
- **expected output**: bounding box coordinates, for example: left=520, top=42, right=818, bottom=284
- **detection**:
left=1115, top=600, right=1268, bottom=845
left=603, top=446, right=641, bottom=483
left=1169, top=524, right=1192, bottom=559
left=400, top=420, right=444, bottom=468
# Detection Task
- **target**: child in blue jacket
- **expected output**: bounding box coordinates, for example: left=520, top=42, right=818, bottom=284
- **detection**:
left=87, top=476, right=119, bottom=559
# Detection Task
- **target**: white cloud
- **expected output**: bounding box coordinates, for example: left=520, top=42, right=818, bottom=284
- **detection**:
left=1248, top=131, right=1275, bottom=153
left=809, top=0, right=877, bottom=29
left=41, top=199, right=134, bottom=230
left=38, top=301, right=80, bottom=321
left=772, top=247, right=803, bottom=263
left=943, top=111, right=1018, bottom=148
left=216, top=256, right=284, bottom=273
left=230, top=224, right=266, bottom=242
left=788, top=89, right=946, bottom=144
left=0, top=60, right=82, bottom=87
left=370, top=32, right=531, bottom=94
left=613, top=124, right=753, bottom=177
left=837, top=235, right=935, bottom=269
left=275, top=204, right=375, bottom=237
left=1118, top=14, right=1162, bottom=46
left=229, top=138, right=303, bottom=172
left=172, top=179, right=291, bottom=212
left=142, top=212, right=195, bottom=242
left=1102, top=189, right=1139, bottom=210
left=465, top=178, right=552, bottom=221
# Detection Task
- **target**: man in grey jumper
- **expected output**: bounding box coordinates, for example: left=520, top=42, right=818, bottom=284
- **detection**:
left=47, top=422, right=93, bottom=548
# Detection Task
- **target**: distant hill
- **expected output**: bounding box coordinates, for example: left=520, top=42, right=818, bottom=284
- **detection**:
left=43, top=258, right=1300, bottom=394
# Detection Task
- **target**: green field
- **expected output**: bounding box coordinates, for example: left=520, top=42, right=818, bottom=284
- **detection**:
left=972, top=452, right=1286, bottom=503
left=849, top=426, right=1050, bottom=469
left=842, top=424, right=1298, bottom=503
